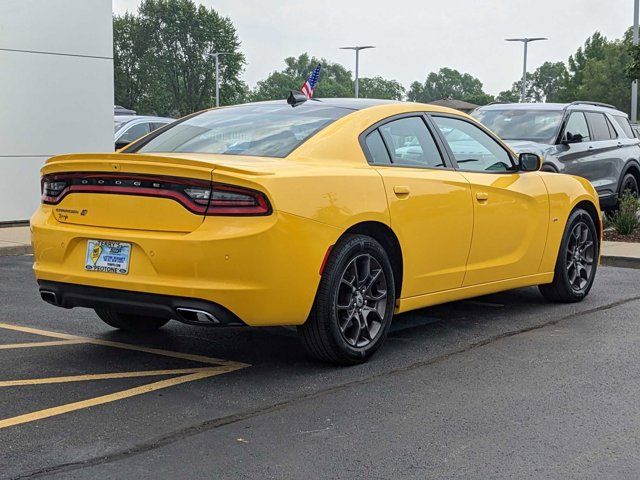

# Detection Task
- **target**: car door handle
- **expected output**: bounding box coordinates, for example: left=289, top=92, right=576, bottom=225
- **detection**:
left=588, top=146, right=594, bottom=150
left=393, top=185, right=410, bottom=196
left=617, top=142, right=623, bottom=148
left=476, top=192, right=489, bottom=202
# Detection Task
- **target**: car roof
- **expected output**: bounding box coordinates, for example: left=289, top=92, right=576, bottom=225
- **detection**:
left=114, top=115, right=174, bottom=122
left=240, top=98, right=404, bottom=111
left=477, top=102, right=627, bottom=116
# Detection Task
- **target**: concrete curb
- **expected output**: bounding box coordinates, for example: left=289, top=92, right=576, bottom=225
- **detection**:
left=0, top=245, right=32, bottom=257
left=601, top=255, right=640, bottom=270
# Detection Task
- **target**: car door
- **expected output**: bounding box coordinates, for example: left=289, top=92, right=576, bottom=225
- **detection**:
left=430, top=114, right=549, bottom=286
left=582, top=111, right=621, bottom=198
left=362, top=115, right=474, bottom=297
left=555, top=111, right=597, bottom=181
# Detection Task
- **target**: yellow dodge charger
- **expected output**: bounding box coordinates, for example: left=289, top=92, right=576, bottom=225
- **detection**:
left=31, top=98, right=602, bottom=364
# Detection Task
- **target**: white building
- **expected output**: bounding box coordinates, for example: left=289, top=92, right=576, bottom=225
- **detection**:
left=0, top=0, right=114, bottom=223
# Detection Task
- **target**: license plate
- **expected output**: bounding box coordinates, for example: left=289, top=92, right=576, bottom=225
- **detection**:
left=85, top=240, right=131, bottom=275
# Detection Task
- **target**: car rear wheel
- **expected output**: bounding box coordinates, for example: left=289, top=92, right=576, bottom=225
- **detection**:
left=539, top=208, right=599, bottom=303
left=95, top=308, right=170, bottom=332
left=298, top=234, right=396, bottom=365
left=620, top=172, right=639, bottom=199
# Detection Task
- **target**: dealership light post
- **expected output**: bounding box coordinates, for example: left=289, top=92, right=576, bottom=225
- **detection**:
left=632, top=0, right=639, bottom=123
left=212, top=52, right=232, bottom=108
left=505, top=37, right=548, bottom=102
left=340, top=46, right=375, bottom=98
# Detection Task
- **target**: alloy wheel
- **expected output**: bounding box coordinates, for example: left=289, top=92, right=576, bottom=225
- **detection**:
left=335, top=254, right=388, bottom=348
left=565, top=221, right=595, bottom=293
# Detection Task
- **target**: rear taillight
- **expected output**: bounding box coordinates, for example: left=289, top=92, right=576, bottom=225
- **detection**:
left=207, top=184, right=271, bottom=216
left=41, top=173, right=271, bottom=217
left=41, top=179, right=67, bottom=202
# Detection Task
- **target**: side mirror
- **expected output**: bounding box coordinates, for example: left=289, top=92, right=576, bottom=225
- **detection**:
left=519, top=152, right=541, bottom=172
left=115, top=140, right=129, bottom=151
left=562, top=132, right=583, bottom=145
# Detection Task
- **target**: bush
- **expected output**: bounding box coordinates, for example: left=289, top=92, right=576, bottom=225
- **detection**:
left=612, top=190, right=640, bottom=235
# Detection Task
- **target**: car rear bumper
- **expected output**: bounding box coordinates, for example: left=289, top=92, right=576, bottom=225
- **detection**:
left=38, top=280, right=245, bottom=326
left=31, top=207, right=341, bottom=326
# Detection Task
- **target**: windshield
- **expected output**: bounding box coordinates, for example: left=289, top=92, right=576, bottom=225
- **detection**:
left=133, top=103, right=350, bottom=158
left=472, top=109, right=563, bottom=144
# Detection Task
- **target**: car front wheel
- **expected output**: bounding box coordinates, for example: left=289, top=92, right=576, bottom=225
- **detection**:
left=539, top=208, right=599, bottom=303
left=298, top=234, right=396, bottom=365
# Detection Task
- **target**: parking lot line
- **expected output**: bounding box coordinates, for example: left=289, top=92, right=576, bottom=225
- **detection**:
left=0, top=367, right=217, bottom=387
left=0, top=368, right=236, bottom=430
left=0, top=322, right=249, bottom=430
left=0, top=321, right=247, bottom=367
left=0, top=339, right=85, bottom=350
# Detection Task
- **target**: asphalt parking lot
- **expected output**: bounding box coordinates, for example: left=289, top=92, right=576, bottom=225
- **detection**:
left=1, top=255, right=640, bottom=479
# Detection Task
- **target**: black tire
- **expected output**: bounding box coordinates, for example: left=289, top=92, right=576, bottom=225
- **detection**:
left=619, top=172, right=639, bottom=200
left=298, top=234, right=396, bottom=365
left=95, top=308, right=170, bottom=332
left=539, top=208, right=599, bottom=303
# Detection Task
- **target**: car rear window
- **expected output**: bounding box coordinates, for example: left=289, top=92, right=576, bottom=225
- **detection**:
left=613, top=115, right=634, bottom=138
left=586, top=112, right=614, bottom=141
left=133, top=103, right=350, bottom=158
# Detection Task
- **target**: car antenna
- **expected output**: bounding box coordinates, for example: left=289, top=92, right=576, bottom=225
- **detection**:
left=287, top=90, right=308, bottom=107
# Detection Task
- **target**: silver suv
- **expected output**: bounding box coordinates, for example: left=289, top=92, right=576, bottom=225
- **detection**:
left=473, top=101, right=640, bottom=209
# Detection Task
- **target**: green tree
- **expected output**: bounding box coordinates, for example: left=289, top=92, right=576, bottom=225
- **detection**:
left=358, top=76, right=405, bottom=100
left=407, top=68, right=493, bottom=105
left=555, top=30, right=632, bottom=112
left=562, top=31, right=609, bottom=101
left=113, top=0, right=247, bottom=116
left=113, top=12, right=150, bottom=112
left=529, top=61, right=569, bottom=102
left=250, top=53, right=353, bottom=101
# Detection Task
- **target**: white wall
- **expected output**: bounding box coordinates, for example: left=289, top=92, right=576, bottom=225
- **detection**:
left=0, top=0, right=114, bottom=222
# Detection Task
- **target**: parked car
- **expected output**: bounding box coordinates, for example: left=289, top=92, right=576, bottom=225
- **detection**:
left=114, top=115, right=174, bottom=150
left=33, top=99, right=601, bottom=364
left=472, top=101, right=640, bottom=209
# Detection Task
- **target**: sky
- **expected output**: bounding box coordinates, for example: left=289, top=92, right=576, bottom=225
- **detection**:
left=112, top=0, right=634, bottom=95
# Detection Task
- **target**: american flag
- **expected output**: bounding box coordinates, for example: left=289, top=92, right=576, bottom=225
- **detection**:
left=301, top=64, right=321, bottom=99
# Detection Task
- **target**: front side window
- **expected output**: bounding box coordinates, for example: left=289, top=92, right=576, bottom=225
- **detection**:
left=586, top=112, right=614, bottom=141
left=134, top=104, right=349, bottom=158
left=432, top=116, right=514, bottom=172
left=378, top=117, right=445, bottom=168
left=564, top=112, right=591, bottom=142
left=119, top=122, right=151, bottom=143
left=471, top=109, right=563, bottom=144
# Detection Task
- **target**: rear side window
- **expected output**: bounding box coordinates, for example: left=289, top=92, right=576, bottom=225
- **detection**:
left=586, top=112, right=613, bottom=141
left=364, top=130, right=391, bottom=165
left=135, top=104, right=349, bottom=158
left=613, top=116, right=634, bottom=138
left=564, top=112, right=591, bottom=142
left=378, top=117, right=445, bottom=168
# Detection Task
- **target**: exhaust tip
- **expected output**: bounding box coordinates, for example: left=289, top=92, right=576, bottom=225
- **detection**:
left=175, top=307, right=220, bottom=326
left=40, top=290, right=58, bottom=306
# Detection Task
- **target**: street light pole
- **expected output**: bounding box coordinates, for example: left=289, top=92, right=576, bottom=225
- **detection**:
left=632, top=0, right=639, bottom=123
left=339, top=46, right=375, bottom=98
left=505, top=37, right=548, bottom=102
left=211, top=52, right=231, bottom=107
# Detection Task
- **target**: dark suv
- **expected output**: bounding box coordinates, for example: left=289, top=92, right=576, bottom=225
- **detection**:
left=473, top=101, right=640, bottom=209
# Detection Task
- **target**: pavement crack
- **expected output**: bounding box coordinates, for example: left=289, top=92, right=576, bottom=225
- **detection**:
left=10, top=295, right=640, bottom=480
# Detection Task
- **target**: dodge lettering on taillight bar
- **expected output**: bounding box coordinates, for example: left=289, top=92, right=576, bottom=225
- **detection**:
left=41, top=173, right=271, bottom=216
